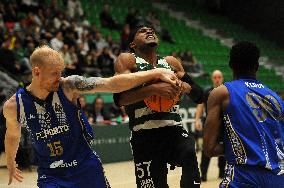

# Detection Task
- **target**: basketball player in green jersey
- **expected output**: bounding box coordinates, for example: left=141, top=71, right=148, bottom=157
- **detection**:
left=114, top=27, right=203, bottom=188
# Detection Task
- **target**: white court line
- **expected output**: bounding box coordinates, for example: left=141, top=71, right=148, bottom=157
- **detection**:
left=0, top=185, right=37, bottom=188
left=110, top=173, right=180, bottom=186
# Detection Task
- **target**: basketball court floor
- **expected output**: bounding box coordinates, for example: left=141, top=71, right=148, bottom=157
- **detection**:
left=0, top=152, right=221, bottom=188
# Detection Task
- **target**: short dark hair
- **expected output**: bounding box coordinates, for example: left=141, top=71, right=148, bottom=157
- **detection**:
left=229, top=41, right=260, bottom=75
left=127, top=25, right=154, bottom=52
left=127, top=27, right=140, bottom=52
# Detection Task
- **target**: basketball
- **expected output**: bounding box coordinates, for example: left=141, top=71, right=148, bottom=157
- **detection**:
left=144, top=94, right=180, bottom=112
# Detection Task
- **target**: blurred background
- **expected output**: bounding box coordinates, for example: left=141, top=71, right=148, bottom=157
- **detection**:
left=0, top=0, right=283, bottom=187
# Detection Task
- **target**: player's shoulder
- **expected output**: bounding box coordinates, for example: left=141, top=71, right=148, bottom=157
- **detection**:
left=164, top=56, right=183, bottom=70
left=115, top=53, right=136, bottom=73
left=3, top=94, right=17, bottom=118
left=211, top=85, right=229, bottom=97
left=164, top=56, right=180, bottom=64
left=116, top=53, right=136, bottom=63
left=208, top=85, right=229, bottom=107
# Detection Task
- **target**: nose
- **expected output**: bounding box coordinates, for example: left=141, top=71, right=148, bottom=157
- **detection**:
left=146, top=29, right=154, bottom=35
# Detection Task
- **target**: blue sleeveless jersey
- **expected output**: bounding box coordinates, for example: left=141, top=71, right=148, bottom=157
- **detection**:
left=15, top=86, right=95, bottom=174
left=223, top=78, right=284, bottom=175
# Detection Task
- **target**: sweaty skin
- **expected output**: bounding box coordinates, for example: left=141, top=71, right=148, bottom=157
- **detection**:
left=203, top=85, right=229, bottom=157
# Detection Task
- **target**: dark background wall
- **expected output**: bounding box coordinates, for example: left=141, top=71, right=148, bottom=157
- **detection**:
left=200, top=0, right=284, bottom=46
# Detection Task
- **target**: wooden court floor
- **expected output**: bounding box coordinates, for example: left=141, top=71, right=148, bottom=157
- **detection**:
left=0, top=152, right=221, bottom=188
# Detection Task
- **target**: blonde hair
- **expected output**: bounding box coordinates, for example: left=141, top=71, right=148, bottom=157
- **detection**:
left=30, top=45, right=63, bottom=68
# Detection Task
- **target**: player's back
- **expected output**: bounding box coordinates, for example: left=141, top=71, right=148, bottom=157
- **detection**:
left=223, top=78, right=284, bottom=175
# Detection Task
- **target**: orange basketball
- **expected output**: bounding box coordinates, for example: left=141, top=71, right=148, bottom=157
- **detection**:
left=144, top=94, right=180, bottom=112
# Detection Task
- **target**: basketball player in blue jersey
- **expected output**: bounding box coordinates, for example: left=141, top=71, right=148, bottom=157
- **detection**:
left=3, top=45, right=178, bottom=187
left=114, top=27, right=203, bottom=188
left=204, top=41, right=284, bottom=187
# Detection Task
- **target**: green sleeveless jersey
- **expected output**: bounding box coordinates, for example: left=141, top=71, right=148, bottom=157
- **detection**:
left=125, top=54, right=182, bottom=131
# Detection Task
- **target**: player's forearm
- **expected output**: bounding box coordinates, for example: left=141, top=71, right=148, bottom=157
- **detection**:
left=108, top=70, right=161, bottom=93
left=180, top=73, right=203, bottom=104
left=118, top=85, right=157, bottom=106
left=4, top=135, right=20, bottom=165
left=64, top=70, right=162, bottom=94
left=195, top=104, right=204, bottom=121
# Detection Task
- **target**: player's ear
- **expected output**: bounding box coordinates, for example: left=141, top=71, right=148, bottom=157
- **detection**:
left=32, top=66, right=40, bottom=77
left=130, top=42, right=136, bottom=50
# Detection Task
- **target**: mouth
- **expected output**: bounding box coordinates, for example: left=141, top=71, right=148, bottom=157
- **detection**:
left=146, top=35, right=155, bottom=40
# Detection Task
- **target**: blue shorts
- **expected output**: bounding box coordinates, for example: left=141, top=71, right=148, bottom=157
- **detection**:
left=220, top=164, right=284, bottom=188
left=37, top=154, right=110, bottom=188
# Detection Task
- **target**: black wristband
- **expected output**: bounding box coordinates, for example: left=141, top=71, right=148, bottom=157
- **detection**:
left=180, top=73, right=204, bottom=104
left=113, top=93, right=121, bottom=107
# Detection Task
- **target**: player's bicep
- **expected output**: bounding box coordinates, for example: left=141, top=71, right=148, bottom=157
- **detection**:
left=204, top=88, right=223, bottom=152
left=5, top=119, right=21, bottom=139
left=205, top=91, right=222, bottom=131
left=3, top=99, right=21, bottom=138
left=4, top=109, right=21, bottom=139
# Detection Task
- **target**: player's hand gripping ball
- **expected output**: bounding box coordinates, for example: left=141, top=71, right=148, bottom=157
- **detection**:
left=144, top=79, right=181, bottom=112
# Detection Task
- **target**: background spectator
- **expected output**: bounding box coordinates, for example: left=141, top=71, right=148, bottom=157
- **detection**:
left=120, top=24, right=130, bottom=51
left=99, top=4, right=120, bottom=30
left=78, top=95, right=91, bottom=118
left=50, top=31, right=64, bottom=51
left=97, top=47, right=115, bottom=76
left=89, top=97, right=110, bottom=124
left=67, top=0, right=83, bottom=19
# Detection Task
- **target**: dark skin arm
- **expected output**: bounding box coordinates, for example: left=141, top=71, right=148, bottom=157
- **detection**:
left=203, top=85, right=229, bottom=157
left=164, top=56, right=192, bottom=94
left=114, top=54, right=190, bottom=106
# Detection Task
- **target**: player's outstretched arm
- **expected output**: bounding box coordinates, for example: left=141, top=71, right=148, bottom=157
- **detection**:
left=203, top=85, right=228, bottom=157
left=62, top=68, right=177, bottom=95
left=3, top=95, right=23, bottom=185
left=114, top=53, right=179, bottom=106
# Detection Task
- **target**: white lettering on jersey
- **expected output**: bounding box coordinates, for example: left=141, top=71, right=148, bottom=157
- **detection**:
left=49, top=159, right=78, bottom=168
left=245, top=82, right=264, bottom=88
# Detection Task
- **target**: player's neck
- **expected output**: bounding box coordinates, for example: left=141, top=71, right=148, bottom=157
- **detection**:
left=27, top=81, right=50, bottom=100
left=136, top=50, right=157, bottom=65
left=234, top=73, right=256, bottom=80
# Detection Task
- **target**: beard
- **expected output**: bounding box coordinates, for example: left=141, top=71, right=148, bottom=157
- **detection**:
left=139, top=42, right=158, bottom=52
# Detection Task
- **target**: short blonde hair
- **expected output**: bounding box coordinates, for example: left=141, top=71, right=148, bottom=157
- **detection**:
left=30, top=45, right=63, bottom=68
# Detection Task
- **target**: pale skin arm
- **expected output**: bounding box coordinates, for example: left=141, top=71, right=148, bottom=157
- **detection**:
left=114, top=55, right=190, bottom=106
left=3, top=95, right=23, bottom=185
left=114, top=53, right=164, bottom=105
left=61, top=67, right=177, bottom=99
left=195, top=103, right=204, bottom=131
left=203, top=85, right=229, bottom=157
left=116, top=82, right=179, bottom=106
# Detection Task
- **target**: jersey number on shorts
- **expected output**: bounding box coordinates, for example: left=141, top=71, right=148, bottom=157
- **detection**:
left=246, top=92, right=282, bottom=122
left=136, top=161, right=152, bottom=178
left=47, top=141, right=64, bottom=157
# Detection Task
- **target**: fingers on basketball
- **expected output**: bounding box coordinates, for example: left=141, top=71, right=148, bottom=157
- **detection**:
left=144, top=94, right=180, bottom=112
